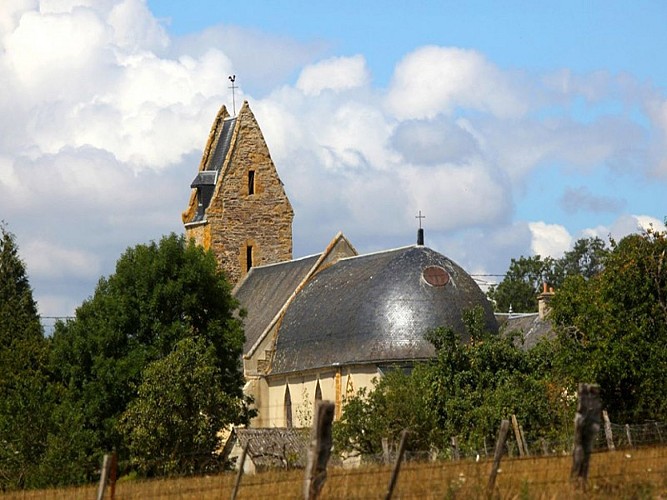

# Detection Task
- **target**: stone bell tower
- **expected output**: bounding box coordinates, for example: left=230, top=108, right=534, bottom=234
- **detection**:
left=182, top=101, right=294, bottom=286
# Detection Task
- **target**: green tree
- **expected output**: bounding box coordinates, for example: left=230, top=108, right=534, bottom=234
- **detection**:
left=48, top=233, right=247, bottom=479
left=488, top=237, right=610, bottom=313
left=487, top=255, right=556, bottom=313
left=552, top=236, right=608, bottom=284
left=333, top=368, right=438, bottom=457
left=334, top=307, right=572, bottom=457
left=0, top=224, right=52, bottom=489
left=119, top=337, right=249, bottom=475
left=550, top=227, right=667, bottom=421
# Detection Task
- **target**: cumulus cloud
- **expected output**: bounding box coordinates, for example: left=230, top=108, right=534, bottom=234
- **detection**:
left=296, top=55, right=370, bottom=96
left=528, top=222, right=573, bottom=258
left=386, top=46, right=530, bottom=120
left=1, top=1, right=666, bottom=318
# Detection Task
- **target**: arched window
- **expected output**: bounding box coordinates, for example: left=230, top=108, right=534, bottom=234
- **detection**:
left=314, top=380, right=322, bottom=402
left=284, top=385, right=292, bottom=428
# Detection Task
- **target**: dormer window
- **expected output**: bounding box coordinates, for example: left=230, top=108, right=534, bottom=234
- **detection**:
left=248, top=170, right=255, bottom=195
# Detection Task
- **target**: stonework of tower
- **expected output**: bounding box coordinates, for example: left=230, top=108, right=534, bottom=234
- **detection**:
left=182, top=101, right=293, bottom=286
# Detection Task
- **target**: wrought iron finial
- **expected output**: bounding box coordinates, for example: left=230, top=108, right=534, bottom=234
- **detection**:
left=228, top=75, right=237, bottom=116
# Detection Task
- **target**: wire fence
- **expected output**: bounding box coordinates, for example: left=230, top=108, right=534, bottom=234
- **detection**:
left=21, top=420, right=663, bottom=499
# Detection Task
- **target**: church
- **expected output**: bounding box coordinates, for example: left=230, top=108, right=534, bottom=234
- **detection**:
left=183, top=101, right=499, bottom=427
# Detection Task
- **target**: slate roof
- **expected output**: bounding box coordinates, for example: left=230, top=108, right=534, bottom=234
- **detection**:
left=234, top=254, right=321, bottom=354
left=271, top=245, right=498, bottom=374
left=188, top=117, right=236, bottom=223
left=227, top=428, right=310, bottom=469
left=497, top=313, right=555, bottom=349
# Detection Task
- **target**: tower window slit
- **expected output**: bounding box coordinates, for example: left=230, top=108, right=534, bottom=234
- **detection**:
left=248, top=170, right=255, bottom=195
left=246, top=245, right=253, bottom=271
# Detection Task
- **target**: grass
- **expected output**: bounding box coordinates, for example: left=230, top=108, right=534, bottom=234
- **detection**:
left=3, top=445, right=666, bottom=499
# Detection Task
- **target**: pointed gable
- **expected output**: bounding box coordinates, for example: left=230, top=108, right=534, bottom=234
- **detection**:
left=183, top=101, right=294, bottom=286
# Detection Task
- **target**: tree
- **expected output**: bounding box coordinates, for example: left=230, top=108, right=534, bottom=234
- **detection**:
left=0, top=223, right=52, bottom=490
left=488, top=237, right=610, bottom=313
left=333, top=368, right=438, bottom=457
left=550, top=227, right=667, bottom=421
left=334, top=307, right=572, bottom=457
left=119, top=337, right=250, bottom=475
left=552, top=236, right=607, bottom=284
left=48, top=233, right=248, bottom=479
left=487, top=255, right=556, bottom=313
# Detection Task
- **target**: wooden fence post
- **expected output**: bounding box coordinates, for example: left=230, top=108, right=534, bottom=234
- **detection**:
left=109, top=451, right=117, bottom=500
left=382, top=437, right=390, bottom=464
left=385, top=429, right=408, bottom=500
left=511, top=415, right=525, bottom=457
left=231, top=442, right=249, bottom=500
left=451, top=436, right=460, bottom=461
left=96, top=454, right=111, bottom=500
left=519, top=425, right=530, bottom=457
left=571, top=383, right=601, bottom=488
left=625, top=424, right=633, bottom=448
left=304, top=400, right=335, bottom=500
left=602, top=410, right=615, bottom=451
left=487, top=419, right=510, bottom=495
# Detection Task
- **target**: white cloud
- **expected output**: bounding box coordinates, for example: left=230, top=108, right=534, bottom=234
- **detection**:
left=386, top=46, right=529, bottom=120
left=528, top=221, right=572, bottom=258
left=296, top=55, right=370, bottom=96
left=1, top=1, right=666, bottom=319
left=23, top=239, right=100, bottom=280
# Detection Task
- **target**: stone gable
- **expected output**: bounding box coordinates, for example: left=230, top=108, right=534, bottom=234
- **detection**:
left=183, top=101, right=293, bottom=285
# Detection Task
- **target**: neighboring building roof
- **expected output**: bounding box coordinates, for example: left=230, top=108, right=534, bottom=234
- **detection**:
left=497, top=313, right=554, bottom=349
left=234, top=254, right=322, bottom=353
left=227, top=427, right=310, bottom=470
left=271, top=245, right=498, bottom=374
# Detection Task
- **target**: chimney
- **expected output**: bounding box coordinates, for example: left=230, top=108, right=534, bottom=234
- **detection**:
left=538, top=283, right=555, bottom=319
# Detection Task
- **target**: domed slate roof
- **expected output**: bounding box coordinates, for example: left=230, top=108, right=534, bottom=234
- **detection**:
left=271, top=245, right=497, bottom=374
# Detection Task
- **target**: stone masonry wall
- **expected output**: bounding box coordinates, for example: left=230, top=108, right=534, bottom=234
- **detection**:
left=204, top=102, right=293, bottom=286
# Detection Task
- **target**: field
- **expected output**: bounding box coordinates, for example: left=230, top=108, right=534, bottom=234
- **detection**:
left=3, top=445, right=666, bottom=499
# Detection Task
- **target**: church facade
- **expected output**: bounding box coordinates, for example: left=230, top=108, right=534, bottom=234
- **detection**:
left=183, top=102, right=498, bottom=427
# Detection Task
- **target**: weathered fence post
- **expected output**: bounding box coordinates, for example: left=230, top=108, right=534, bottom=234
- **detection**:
left=625, top=424, right=633, bottom=448
left=540, top=438, right=549, bottom=456
left=487, top=419, right=510, bottom=496
left=231, top=442, right=249, bottom=500
left=96, top=454, right=112, bottom=500
left=382, top=437, right=391, bottom=464
left=571, top=383, right=601, bottom=488
left=655, top=422, right=663, bottom=443
left=109, top=451, right=117, bottom=500
left=519, top=424, right=530, bottom=457
left=511, top=415, right=525, bottom=457
left=451, top=436, right=460, bottom=461
left=385, top=429, right=408, bottom=500
left=304, top=400, right=335, bottom=500
left=602, top=410, right=615, bottom=451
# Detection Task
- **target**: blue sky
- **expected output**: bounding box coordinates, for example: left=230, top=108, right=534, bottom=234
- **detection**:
left=1, top=0, right=666, bottom=320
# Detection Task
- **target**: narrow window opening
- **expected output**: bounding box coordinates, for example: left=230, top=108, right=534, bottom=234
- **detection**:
left=315, top=380, right=322, bottom=401
left=246, top=245, right=253, bottom=271
left=284, top=385, right=292, bottom=428
left=248, top=170, right=255, bottom=195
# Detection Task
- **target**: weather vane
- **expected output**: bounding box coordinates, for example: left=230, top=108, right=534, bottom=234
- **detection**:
left=228, top=75, right=237, bottom=116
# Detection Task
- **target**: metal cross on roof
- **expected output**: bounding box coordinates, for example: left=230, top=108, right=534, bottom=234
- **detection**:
left=415, top=210, right=426, bottom=229
left=228, top=75, right=237, bottom=116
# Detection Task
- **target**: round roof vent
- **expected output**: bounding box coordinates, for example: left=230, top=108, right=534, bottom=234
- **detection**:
left=423, top=265, right=449, bottom=287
